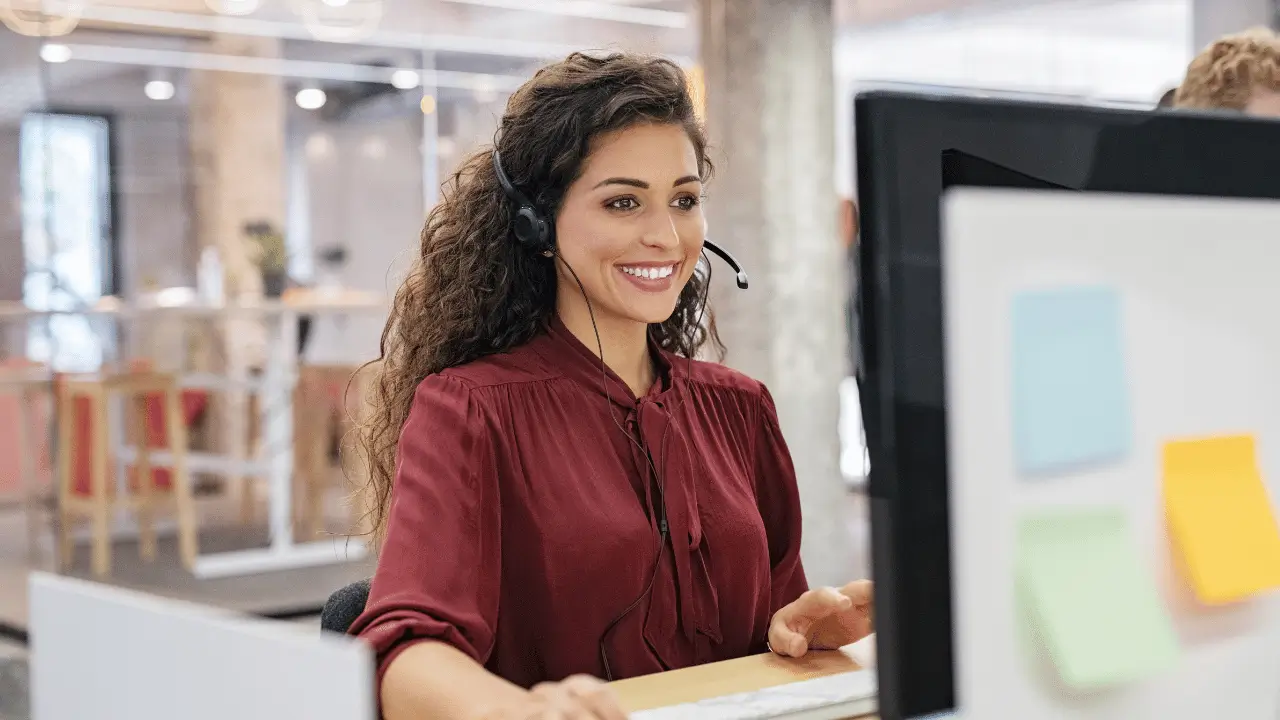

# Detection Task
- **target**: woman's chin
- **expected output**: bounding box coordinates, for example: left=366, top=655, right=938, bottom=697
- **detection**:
left=604, top=290, right=681, bottom=327
left=617, top=305, right=681, bottom=328
left=642, top=300, right=687, bottom=326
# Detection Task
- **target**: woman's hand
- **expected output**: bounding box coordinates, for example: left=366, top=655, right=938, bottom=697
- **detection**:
left=768, top=580, right=874, bottom=658
left=476, top=674, right=628, bottom=720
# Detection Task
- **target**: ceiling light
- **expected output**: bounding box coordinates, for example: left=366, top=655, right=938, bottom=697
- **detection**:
left=39, top=43, right=72, bottom=63
left=289, top=0, right=383, bottom=42
left=205, top=0, right=262, bottom=15
left=419, top=94, right=436, bottom=114
left=295, top=87, right=327, bottom=110
left=391, top=69, right=420, bottom=90
left=2, top=2, right=83, bottom=37
left=144, top=79, right=176, bottom=100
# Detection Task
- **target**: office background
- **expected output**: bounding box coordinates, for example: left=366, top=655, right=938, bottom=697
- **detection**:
left=0, top=0, right=1274, bottom=717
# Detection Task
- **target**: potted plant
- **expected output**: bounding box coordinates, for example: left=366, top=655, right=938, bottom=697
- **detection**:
left=245, top=221, right=287, bottom=298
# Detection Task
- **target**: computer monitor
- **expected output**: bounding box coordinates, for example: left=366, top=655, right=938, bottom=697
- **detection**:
left=29, top=573, right=375, bottom=720
left=854, top=90, right=1280, bottom=719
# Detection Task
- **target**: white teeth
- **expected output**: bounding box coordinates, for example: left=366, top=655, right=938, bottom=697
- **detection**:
left=621, top=264, right=674, bottom=280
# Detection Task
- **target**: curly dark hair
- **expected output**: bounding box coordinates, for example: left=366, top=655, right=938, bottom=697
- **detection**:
left=357, top=51, right=722, bottom=546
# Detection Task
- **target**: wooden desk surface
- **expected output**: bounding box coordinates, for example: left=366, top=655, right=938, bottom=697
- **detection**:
left=609, top=650, right=875, bottom=717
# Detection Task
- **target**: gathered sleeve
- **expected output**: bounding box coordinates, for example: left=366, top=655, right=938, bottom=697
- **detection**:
left=752, top=384, right=810, bottom=616
left=347, top=373, right=502, bottom=687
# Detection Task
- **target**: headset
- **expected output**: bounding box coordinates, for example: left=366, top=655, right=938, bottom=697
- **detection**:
left=492, top=150, right=750, bottom=289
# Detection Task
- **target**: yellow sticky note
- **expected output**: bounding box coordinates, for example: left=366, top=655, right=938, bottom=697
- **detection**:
left=1163, top=434, right=1280, bottom=604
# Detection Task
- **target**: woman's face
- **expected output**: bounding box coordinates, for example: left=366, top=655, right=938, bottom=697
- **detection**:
left=553, top=122, right=706, bottom=328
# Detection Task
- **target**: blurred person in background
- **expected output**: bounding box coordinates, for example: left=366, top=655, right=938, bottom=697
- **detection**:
left=1175, top=27, right=1280, bottom=117
left=841, top=197, right=860, bottom=378
left=350, top=52, right=874, bottom=720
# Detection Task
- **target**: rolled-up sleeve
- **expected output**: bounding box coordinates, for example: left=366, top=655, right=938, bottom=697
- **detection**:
left=348, top=373, right=502, bottom=687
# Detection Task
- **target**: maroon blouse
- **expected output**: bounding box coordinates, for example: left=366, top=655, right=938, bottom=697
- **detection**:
left=349, top=318, right=809, bottom=691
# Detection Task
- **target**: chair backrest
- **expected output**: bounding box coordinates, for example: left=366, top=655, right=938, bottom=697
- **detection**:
left=321, top=578, right=372, bottom=634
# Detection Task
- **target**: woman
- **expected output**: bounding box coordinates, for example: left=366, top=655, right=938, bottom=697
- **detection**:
left=350, top=52, right=873, bottom=720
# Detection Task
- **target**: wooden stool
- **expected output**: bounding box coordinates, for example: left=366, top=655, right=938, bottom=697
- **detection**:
left=294, top=364, right=369, bottom=540
left=55, top=371, right=199, bottom=577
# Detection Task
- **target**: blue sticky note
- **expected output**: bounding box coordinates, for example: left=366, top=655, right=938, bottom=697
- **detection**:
left=1011, top=286, right=1130, bottom=475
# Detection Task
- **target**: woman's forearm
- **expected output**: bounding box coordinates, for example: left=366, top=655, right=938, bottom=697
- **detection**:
left=381, top=640, right=529, bottom=720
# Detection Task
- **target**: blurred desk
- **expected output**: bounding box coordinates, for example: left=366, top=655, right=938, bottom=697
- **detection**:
left=610, top=650, right=874, bottom=717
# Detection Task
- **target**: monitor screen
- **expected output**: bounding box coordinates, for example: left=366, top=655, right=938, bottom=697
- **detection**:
left=854, top=90, right=1280, bottom=720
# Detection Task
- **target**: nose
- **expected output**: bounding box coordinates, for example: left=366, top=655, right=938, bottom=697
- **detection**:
left=640, top=207, right=681, bottom=250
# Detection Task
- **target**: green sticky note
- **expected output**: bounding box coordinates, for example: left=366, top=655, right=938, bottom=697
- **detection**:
left=1017, top=508, right=1179, bottom=690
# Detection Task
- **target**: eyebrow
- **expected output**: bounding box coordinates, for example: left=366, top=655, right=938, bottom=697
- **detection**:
left=592, top=175, right=702, bottom=190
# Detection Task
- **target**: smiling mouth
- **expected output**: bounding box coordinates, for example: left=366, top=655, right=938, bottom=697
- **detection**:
left=618, top=264, right=677, bottom=280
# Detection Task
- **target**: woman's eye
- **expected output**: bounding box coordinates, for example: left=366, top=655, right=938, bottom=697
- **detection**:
left=607, top=197, right=639, bottom=211
left=671, top=195, right=701, bottom=211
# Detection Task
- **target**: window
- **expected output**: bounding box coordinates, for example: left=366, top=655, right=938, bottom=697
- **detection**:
left=20, top=112, right=114, bottom=372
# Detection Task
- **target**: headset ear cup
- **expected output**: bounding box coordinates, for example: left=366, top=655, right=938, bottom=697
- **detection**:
left=514, top=206, right=552, bottom=252
left=513, top=207, right=538, bottom=247
left=493, top=150, right=555, bottom=254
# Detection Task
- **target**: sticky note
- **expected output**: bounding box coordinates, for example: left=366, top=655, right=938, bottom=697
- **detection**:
left=1010, top=286, right=1131, bottom=475
left=1017, top=508, right=1179, bottom=690
left=1163, top=435, right=1280, bottom=604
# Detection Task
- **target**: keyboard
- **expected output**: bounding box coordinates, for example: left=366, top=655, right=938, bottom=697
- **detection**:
left=630, top=669, right=878, bottom=720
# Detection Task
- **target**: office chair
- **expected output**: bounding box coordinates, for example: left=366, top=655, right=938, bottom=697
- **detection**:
left=320, top=578, right=371, bottom=634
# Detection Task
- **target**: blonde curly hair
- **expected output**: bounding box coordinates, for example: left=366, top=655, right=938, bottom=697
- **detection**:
left=1175, top=27, right=1280, bottom=110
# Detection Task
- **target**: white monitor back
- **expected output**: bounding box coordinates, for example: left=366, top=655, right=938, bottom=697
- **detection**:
left=943, top=188, right=1280, bottom=719
left=29, top=572, right=374, bottom=720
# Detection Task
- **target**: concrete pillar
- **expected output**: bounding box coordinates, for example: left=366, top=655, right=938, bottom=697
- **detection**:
left=186, top=36, right=286, bottom=469
left=1192, top=0, right=1276, bottom=51
left=186, top=35, right=286, bottom=366
left=699, top=0, right=850, bottom=588
left=189, top=35, right=287, bottom=302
